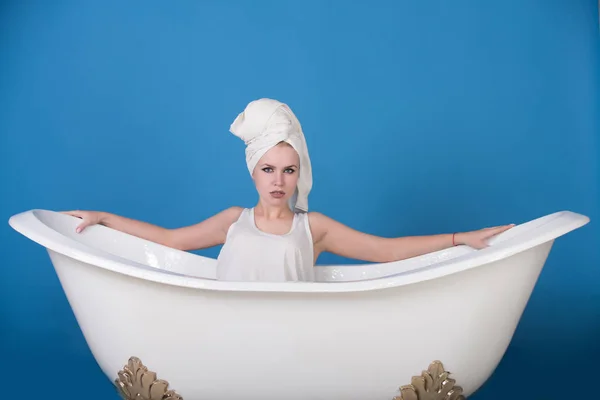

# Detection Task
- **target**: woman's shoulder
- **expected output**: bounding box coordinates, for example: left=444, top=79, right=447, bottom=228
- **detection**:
left=210, top=206, right=245, bottom=225
left=224, top=206, right=246, bottom=218
left=226, top=206, right=246, bottom=213
left=306, top=211, right=333, bottom=238
left=307, top=210, right=357, bottom=237
left=307, top=210, right=330, bottom=223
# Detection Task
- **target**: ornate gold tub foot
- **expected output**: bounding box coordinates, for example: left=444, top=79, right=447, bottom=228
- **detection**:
left=115, top=356, right=183, bottom=400
left=394, top=360, right=465, bottom=400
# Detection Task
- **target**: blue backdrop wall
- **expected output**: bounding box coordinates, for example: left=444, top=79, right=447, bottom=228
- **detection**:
left=1, top=1, right=598, bottom=398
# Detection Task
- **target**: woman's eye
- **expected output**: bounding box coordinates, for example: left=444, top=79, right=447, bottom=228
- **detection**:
left=285, top=169, right=296, bottom=174
left=262, top=168, right=273, bottom=173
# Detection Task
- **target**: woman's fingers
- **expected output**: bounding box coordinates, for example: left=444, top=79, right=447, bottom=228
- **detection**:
left=481, top=224, right=514, bottom=233
left=76, top=220, right=90, bottom=233
left=483, top=224, right=514, bottom=230
left=60, top=210, right=91, bottom=233
left=61, top=210, right=84, bottom=219
left=492, top=224, right=515, bottom=234
left=462, top=223, right=516, bottom=250
left=481, top=224, right=514, bottom=240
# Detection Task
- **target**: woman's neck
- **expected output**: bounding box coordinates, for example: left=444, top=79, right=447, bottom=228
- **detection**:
left=254, top=202, right=294, bottom=220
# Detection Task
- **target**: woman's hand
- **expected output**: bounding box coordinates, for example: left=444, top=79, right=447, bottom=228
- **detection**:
left=455, top=224, right=515, bottom=249
left=61, top=210, right=107, bottom=233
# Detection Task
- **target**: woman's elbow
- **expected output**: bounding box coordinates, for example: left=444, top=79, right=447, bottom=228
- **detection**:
left=164, top=230, right=186, bottom=250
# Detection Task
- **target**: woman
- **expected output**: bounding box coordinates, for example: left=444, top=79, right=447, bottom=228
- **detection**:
left=63, top=98, right=513, bottom=282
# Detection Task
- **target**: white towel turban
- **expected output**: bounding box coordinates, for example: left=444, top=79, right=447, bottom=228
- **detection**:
left=229, top=98, right=312, bottom=213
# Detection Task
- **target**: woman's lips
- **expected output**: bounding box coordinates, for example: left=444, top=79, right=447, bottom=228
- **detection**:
left=270, top=190, right=285, bottom=198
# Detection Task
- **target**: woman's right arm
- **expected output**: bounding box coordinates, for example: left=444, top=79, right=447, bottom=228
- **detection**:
left=62, top=207, right=243, bottom=251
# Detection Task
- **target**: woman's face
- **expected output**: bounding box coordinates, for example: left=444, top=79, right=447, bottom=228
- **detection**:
left=252, top=142, right=300, bottom=208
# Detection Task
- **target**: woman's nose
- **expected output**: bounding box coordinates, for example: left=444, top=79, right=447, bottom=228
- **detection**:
left=274, top=172, right=284, bottom=186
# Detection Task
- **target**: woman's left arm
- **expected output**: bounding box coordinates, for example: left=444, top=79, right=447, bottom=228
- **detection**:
left=309, top=212, right=514, bottom=263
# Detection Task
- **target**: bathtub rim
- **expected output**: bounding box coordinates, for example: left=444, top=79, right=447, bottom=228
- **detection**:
left=8, top=209, right=590, bottom=293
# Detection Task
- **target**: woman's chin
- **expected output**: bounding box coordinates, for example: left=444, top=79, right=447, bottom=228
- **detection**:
left=260, top=194, right=290, bottom=205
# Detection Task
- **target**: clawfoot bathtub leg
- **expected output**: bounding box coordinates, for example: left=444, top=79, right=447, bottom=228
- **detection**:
left=111, top=357, right=463, bottom=400
left=393, top=360, right=465, bottom=400
left=114, top=357, right=183, bottom=400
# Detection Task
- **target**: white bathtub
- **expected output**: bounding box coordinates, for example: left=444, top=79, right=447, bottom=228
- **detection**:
left=8, top=209, right=589, bottom=400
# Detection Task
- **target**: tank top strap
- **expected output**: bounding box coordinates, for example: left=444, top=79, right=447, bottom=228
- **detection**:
left=224, top=207, right=250, bottom=237
left=294, top=212, right=313, bottom=243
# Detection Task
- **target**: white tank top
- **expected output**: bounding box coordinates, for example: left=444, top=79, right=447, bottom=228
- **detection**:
left=216, top=208, right=315, bottom=282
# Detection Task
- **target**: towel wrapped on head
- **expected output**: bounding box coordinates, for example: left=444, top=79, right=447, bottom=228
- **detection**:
left=229, top=98, right=312, bottom=213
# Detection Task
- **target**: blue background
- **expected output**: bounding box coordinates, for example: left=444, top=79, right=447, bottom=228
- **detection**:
left=1, top=1, right=598, bottom=398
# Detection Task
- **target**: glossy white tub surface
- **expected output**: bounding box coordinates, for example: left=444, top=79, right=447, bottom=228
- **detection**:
left=8, top=209, right=590, bottom=400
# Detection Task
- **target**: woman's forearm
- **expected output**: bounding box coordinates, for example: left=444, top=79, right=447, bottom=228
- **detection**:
left=99, top=212, right=174, bottom=247
left=388, top=233, right=462, bottom=262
